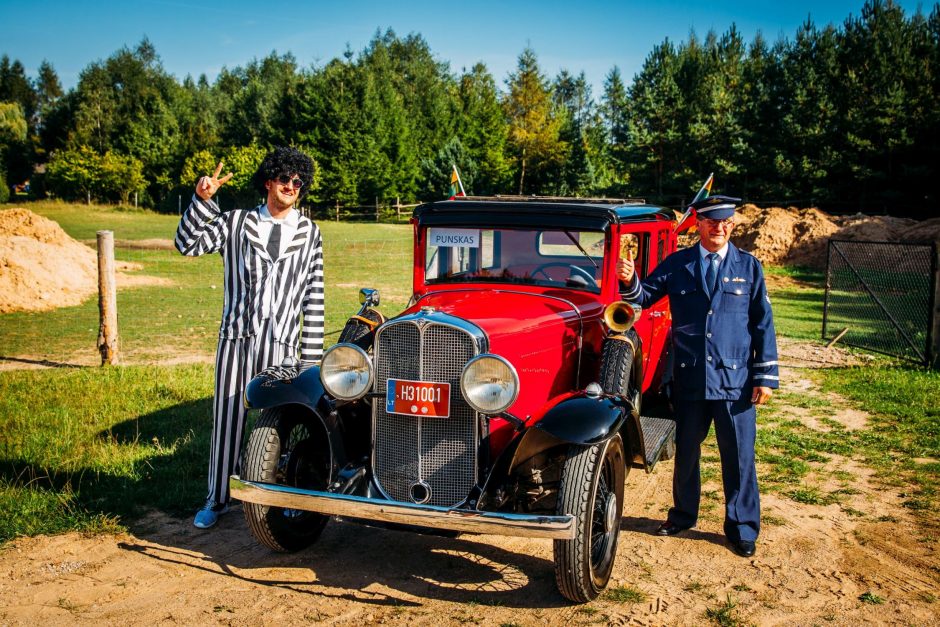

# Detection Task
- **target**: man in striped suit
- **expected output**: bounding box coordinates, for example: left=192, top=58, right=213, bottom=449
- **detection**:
left=175, top=146, right=324, bottom=529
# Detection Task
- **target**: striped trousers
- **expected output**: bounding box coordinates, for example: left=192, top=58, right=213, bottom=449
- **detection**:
left=208, top=320, right=293, bottom=505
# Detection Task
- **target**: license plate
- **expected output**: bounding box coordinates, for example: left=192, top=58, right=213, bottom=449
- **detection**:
left=386, top=378, right=451, bottom=418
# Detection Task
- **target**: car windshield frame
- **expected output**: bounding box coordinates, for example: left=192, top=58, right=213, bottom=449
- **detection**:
left=423, top=225, right=607, bottom=294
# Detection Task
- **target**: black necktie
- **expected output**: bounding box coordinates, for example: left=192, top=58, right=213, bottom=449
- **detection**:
left=705, top=253, right=719, bottom=296
left=266, top=223, right=281, bottom=260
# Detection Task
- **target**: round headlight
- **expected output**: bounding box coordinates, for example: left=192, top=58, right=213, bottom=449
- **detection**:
left=320, top=344, right=373, bottom=400
left=460, top=354, right=519, bottom=414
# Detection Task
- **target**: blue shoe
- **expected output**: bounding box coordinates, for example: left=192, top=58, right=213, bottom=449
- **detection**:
left=193, top=500, right=230, bottom=529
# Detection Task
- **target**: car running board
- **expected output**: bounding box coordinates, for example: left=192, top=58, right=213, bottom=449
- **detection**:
left=638, top=415, right=676, bottom=471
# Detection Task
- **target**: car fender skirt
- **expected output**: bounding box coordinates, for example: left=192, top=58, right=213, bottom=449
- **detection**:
left=245, top=365, right=330, bottom=414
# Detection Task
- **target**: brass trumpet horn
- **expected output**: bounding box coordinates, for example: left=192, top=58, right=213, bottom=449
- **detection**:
left=604, top=301, right=640, bottom=332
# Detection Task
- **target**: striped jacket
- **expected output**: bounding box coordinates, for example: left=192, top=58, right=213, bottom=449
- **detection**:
left=175, top=195, right=324, bottom=362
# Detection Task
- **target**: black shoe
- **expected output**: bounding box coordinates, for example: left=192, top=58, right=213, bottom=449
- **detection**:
left=656, top=520, right=690, bottom=536
left=731, top=539, right=756, bottom=557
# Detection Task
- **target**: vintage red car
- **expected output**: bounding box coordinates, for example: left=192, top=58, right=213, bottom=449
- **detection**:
left=231, top=197, right=678, bottom=602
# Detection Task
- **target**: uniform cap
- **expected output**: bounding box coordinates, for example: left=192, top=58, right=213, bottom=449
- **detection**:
left=692, top=194, right=741, bottom=220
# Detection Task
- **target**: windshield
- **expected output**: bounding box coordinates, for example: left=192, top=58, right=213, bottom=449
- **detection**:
left=424, top=226, right=606, bottom=293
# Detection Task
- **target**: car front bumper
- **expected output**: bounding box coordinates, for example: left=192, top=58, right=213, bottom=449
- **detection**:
left=230, top=476, right=576, bottom=540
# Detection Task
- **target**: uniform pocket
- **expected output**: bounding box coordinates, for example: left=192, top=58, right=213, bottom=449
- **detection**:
left=720, top=284, right=751, bottom=313
left=717, top=356, right=748, bottom=389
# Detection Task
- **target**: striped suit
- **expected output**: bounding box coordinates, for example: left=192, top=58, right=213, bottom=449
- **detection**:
left=175, top=195, right=324, bottom=504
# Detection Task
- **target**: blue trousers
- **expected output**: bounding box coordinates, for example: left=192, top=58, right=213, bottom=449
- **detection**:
left=668, top=397, right=760, bottom=542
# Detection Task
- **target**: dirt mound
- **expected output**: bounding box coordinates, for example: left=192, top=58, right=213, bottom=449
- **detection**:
left=733, top=205, right=840, bottom=267
left=724, top=206, right=937, bottom=268
left=0, top=208, right=170, bottom=314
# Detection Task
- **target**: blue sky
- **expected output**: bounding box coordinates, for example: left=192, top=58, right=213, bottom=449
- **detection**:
left=0, top=0, right=932, bottom=95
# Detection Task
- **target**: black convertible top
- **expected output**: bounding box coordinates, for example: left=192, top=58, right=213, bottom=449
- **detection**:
left=414, top=198, right=675, bottom=230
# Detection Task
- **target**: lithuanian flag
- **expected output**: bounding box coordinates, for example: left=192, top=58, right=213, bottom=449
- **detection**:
left=448, top=164, right=466, bottom=199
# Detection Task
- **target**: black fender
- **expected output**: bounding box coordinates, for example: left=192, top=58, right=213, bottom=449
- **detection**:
left=508, top=393, right=633, bottom=479
left=244, top=365, right=348, bottom=471
left=478, top=392, right=633, bottom=509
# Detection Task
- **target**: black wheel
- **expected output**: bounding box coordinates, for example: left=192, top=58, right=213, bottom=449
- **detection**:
left=553, top=434, right=626, bottom=602
left=531, top=262, right=598, bottom=288
left=242, top=407, right=329, bottom=552
left=599, top=332, right=641, bottom=417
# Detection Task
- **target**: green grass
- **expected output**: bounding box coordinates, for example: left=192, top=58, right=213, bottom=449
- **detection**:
left=0, top=202, right=412, bottom=364
left=0, top=364, right=214, bottom=541
left=704, top=595, right=742, bottom=626
left=763, top=266, right=826, bottom=340
left=748, top=362, right=940, bottom=516
left=603, top=586, right=648, bottom=603
left=813, top=366, right=940, bottom=513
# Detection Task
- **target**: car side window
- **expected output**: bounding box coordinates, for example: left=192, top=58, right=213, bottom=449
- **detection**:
left=620, top=232, right=649, bottom=278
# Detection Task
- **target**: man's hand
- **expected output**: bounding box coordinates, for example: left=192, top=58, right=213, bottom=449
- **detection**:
left=195, top=161, right=234, bottom=200
left=752, top=386, right=772, bottom=405
left=616, top=247, right=635, bottom=284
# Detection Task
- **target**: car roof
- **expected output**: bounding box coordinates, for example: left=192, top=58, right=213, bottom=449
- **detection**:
left=415, top=198, right=676, bottom=230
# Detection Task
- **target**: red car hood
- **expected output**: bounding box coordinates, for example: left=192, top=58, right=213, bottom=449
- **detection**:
left=412, top=289, right=586, bottom=344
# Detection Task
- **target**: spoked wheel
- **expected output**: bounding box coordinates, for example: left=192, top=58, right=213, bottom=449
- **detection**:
left=553, top=434, right=626, bottom=602
left=242, top=407, right=329, bottom=552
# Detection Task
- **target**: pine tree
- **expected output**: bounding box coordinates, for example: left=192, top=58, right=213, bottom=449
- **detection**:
left=503, top=48, right=565, bottom=194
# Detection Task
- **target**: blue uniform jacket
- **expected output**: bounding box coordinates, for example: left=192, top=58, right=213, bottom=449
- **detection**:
left=622, top=243, right=779, bottom=401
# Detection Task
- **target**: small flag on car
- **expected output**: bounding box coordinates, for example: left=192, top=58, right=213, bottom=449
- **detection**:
left=449, top=164, right=466, bottom=200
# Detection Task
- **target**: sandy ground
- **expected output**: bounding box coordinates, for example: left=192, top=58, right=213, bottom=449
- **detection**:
left=0, top=342, right=937, bottom=626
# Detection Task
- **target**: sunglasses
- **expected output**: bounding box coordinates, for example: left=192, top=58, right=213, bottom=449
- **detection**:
left=276, top=174, right=304, bottom=189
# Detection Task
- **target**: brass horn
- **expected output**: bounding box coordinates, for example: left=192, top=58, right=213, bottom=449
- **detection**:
left=604, top=301, right=640, bottom=332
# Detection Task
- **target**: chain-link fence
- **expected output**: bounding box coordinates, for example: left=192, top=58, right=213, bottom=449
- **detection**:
left=824, top=240, right=938, bottom=366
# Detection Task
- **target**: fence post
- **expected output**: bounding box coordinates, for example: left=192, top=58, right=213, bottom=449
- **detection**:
left=335, top=200, right=339, bottom=222
left=929, top=242, right=940, bottom=369
left=97, top=230, right=119, bottom=365
left=375, top=197, right=379, bottom=222
left=396, top=196, right=400, bottom=220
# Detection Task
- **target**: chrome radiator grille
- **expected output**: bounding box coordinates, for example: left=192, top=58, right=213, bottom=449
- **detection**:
left=373, top=319, right=478, bottom=507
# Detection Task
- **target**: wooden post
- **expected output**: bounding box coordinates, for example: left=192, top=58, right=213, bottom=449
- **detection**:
left=97, top=230, right=119, bottom=365
left=396, top=196, right=400, bottom=220
left=375, top=197, right=380, bottom=222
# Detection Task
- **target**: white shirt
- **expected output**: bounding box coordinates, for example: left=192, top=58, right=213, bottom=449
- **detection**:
left=257, top=204, right=300, bottom=258
left=698, top=242, right=729, bottom=275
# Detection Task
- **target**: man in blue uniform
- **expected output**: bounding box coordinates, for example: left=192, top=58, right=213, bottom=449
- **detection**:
left=617, top=195, right=778, bottom=557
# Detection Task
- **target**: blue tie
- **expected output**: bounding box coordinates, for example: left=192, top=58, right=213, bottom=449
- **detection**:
left=705, top=253, right=720, bottom=296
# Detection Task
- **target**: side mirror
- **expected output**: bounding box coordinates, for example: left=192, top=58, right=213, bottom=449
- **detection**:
left=359, top=288, right=380, bottom=308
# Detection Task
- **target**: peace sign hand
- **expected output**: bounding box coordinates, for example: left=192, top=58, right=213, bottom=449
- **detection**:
left=195, top=161, right=234, bottom=200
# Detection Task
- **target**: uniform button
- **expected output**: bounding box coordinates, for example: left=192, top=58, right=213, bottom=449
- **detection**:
left=680, top=290, right=686, bottom=295
left=706, top=332, right=712, bottom=338
left=723, top=277, right=729, bottom=283
left=732, top=364, right=737, bottom=369
left=708, top=309, right=714, bottom=315
left=735, top=289, right=742, bottom=295
left=680, top=363, right=686, bottom=368
left=707, top=356, right=712, bottom=362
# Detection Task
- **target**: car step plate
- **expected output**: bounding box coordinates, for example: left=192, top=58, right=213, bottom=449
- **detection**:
left=639, top=415, right=676, bottom=468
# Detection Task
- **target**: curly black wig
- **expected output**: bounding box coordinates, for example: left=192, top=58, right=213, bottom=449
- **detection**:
left=252, top=146, right=315, bottom=200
